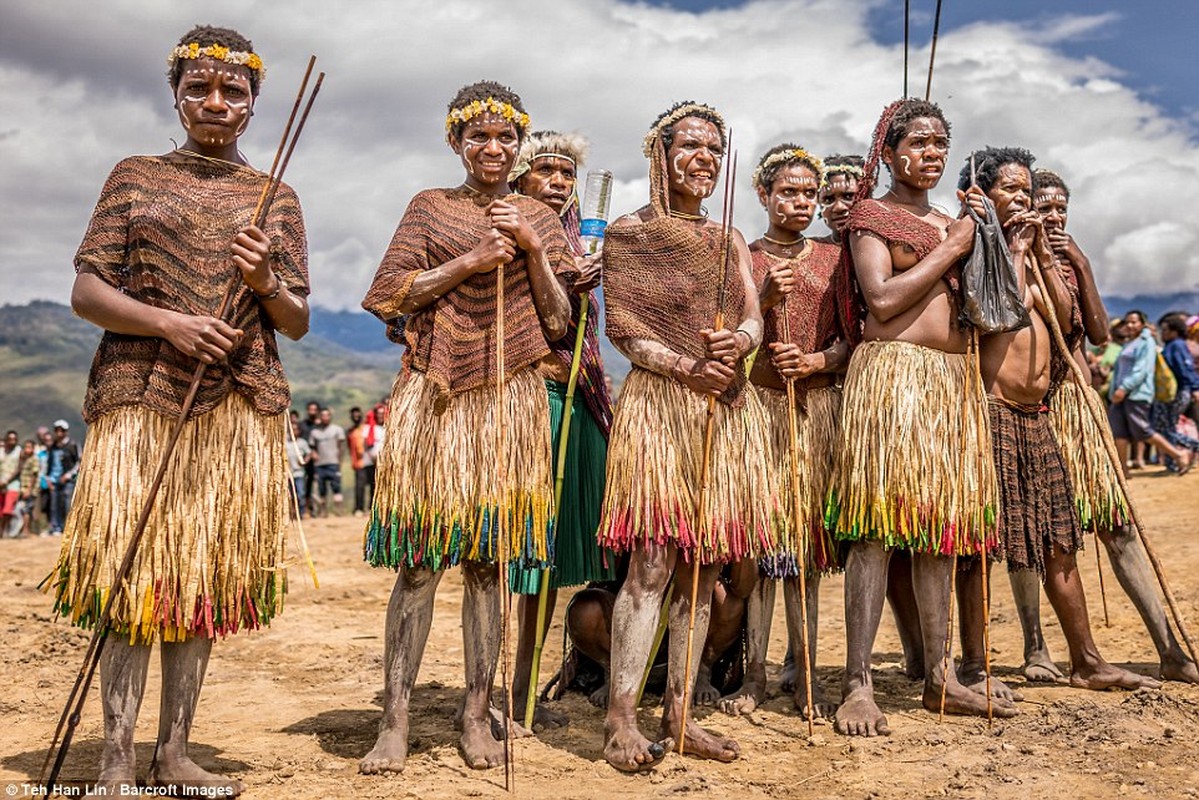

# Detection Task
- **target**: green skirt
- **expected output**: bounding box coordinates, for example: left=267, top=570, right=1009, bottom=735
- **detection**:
left=511, top=381, right=615, bottom=593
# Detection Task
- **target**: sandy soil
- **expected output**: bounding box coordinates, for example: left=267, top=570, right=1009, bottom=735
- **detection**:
left=3, top=469, right=1199, bottom=800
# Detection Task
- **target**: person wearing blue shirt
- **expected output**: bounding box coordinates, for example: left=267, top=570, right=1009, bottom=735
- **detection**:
left=1108, top=311, right=1190, bottom=474
left=1152, top=313, right=1199, bottom=464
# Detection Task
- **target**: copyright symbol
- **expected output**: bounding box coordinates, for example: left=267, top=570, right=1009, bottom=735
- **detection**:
left=5, top=784, right=17, bottom=796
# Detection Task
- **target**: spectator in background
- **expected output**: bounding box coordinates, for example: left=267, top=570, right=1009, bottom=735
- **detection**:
left=346, top=406, right=367, bottom=517
left=308, top=406, right=346, bottom=516
left=1108, top=312, right=1191, bottom=476
left=352, top=405, right=385, bottom=517
left=285, top=419, right=312, bottom=519
left=298, top=400, right=320, bottom=513
left=16, top=439, right=40, bottom=537
left=35, top=427, right=52, bottom=535
left=1, top=431, right=20, bottom=537
left=1153, top=313, right=1199, bottom=467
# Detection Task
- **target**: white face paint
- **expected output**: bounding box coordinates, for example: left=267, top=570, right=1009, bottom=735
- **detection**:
left=665, top=117, right=724, bottom=199
left=900, top=155, right=912, bottom=177
left=175, top=59, right=253, bottom=150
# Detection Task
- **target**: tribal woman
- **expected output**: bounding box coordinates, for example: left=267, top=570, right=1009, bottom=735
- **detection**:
left=508, top=130, right=617, bottom=728
left=596, top=101, right=775, bottom=771
left=45, top=25, right=307, bottom=795
left=360, top=81, right=574, bottom=773
left=721, top=144, right=847, bottom=720
left=815, top=154, right=865, bottom=245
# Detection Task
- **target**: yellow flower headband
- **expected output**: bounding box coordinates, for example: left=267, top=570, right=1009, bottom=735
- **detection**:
left=641, top=103, right=727, bottom=158
left=751, top=148, right=824, bottom=190
left=444, top=97, right=531, bottom=134
left=168, top=43, right=266, bottom=82
left=819, top=163, right=865, bottom=190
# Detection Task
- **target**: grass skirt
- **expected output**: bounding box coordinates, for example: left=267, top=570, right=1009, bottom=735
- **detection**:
left=44, top=393, right=290, bottom=644
left=825, top=341, right=997, bottom=556
left=366, top=368, right=553, bottom=570
left=596, top=368, right=779, bottom=565
left=759, top=385, right=843, bottom=578
left=1049, top=380, right=1128, bottom=531
left=511, top=381, right=616, bottom=593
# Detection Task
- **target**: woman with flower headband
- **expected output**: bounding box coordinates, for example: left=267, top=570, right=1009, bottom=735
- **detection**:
left=824, top=98, right=1015, bottom=737
left=596, top=100, right=773, bottom=771
left=360, top=81, right=574, bottom=774
left=719, top=144, right=849, bottom=721
left=44, top=25, right=306, bottom=795
left=815, top=154, right=865, bottom=245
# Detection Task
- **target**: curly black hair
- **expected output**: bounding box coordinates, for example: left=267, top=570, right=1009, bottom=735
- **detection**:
left=752, top=143, right=822, bottom=191
left=1159, top=312, right=1190, bottom=337
left=822, top=153, right=865, bottom=179
left=168, top=25, right=260, bottom=97
left=1033, top=168, right=1070, bottom=200
left=446, top=80, right=528, bottom=143
left=956, top=146, right=1035, bottom=193
left=883, top=99, right=950, bottom=150
left=651, top=101, right=727, bottom=153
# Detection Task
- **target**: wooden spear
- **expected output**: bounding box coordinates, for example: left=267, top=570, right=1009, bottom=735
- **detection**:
left=678, top=145, right=737, bottom=755
left=925, top=0, right=944, bottom=101
left=40, top=59, right=323, bottom=791
left=495, top=257, right=515, bottom=792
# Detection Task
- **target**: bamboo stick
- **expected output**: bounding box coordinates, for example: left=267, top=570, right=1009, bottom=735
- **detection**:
left=495, top=260, right=514, bottom=792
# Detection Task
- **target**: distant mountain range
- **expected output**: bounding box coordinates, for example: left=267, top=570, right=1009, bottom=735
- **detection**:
left=2, top=291, right=1194, bottom=438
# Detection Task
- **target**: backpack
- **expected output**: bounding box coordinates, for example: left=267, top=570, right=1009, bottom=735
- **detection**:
left=1155, top=352, right=1178, bottom=403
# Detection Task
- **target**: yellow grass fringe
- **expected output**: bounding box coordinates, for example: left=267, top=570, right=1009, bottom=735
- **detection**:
left=43, top=393, right=290, bottom=644
left=825, top=340, right=998, bottom=555
left=759, top=385, right=843, bottom=577
left=366, top=367, right=553, bottom=569
left=1049, top=380, right=1128, bottom=531
left=596, top=368, right=779, bottom=565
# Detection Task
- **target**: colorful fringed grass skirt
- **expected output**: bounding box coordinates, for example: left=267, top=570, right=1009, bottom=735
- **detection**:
left=758, top=385, right=843, bottom=578
left=596, top=368, right=779, bottom=565
left=1049, top=379, right=1128, bottom=532
left=44, top=393, right=290, bottom=644
left=825, top=340, right=997, bottom=556
left=366, top=368, right=554, bottom=570
left=511, top=381, right=616, bottom=593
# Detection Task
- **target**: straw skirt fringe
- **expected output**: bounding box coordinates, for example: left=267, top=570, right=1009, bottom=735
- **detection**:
left=366, top=367, right=554, bottom=570
left=825, top=340, right=997, bottom=555
left=1049, top=379, right=1128, bottom=531
left=759, top=385, right=843, bottom=578
left=45, top=393, right=290, bottom=645
left=596, top=367, right=779, bottom=565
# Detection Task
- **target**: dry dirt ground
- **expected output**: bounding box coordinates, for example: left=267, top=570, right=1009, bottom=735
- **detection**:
left=3, top=470, right=1199, bottom=800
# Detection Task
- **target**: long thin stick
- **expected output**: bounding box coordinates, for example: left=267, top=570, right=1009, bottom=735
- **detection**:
left=780, top=308, right=814, bottom=736
left=903, top=0, right=910, bottom=97
left=637, top=578, right=674, bottom=706
left=1095, top=542, right=1111, bottom=627
left=969, top=327, right=994, bottom=727
left=495, top=262, right=514, bottom=792
left=524, top=296, right=590, bottom=728
left=925, top=0, right=944, bottom=101
left=1027, top=255, right=1199, bottom=666
left=678, top=145, right=736, bottom=755
left=41, top=63, right=323, bottom=791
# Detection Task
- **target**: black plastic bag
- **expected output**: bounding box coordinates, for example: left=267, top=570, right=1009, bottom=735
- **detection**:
left=958, top=194, right=1030, bottom=335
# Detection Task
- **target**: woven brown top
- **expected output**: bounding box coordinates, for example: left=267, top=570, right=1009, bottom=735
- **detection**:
left=749, top=240, right=845, bottom=404
left=363, top=188, right=575, bottom=401
left=75, top=153, right=309, bottom=423
left=603, top=210, right=749, bottom=405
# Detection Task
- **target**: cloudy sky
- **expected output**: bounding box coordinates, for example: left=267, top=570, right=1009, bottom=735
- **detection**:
left=2, top=0, right=1197, bottom=313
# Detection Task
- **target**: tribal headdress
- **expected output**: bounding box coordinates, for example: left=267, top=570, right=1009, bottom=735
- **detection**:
left=643, top=101, right=727, bottom=217
left=820, top=155, right=866, bottom=190
left=509, top=130, right=589, bottom=182
left=444, top=97, right=530, bottom=135
left=168, top=42, right=266, bottom=83
left=751, top=145, right=823, bottom=191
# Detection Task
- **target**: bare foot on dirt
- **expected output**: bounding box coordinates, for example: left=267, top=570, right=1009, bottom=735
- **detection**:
left=1071, top=662, right=1162, bottom=691
left=96, top=747, right=137, bottom=795
left=665, top=719, right=739, bottom=762
left=719, top=679, right=765, bottom=715
left=359, top=726, right=409, bottom=775
left=794, top=681, right=837, bottom=720
left=588, top=682, right=610, bottom=709
left=779, top=656, right=797, bottom=694
left=835, top=686, right=890, bottom=736
left=149, top=755, right=245, bottom=796
left=460, top=714, right=505, bottom=769
left=531, top=702, right=569, bottom=730
left=1022, top=648, right=1065, bottom=683
left=603, top=721, right=671, bottom=772
left=487, top=706, right=533, bottom=740
left=959, top=666, right=1024, bottom=703
left=692, top=665, right=721, bottom=706
left=1160, top=655, right=1199, bottom=684
left=921, top=681, right=1018, bottom=720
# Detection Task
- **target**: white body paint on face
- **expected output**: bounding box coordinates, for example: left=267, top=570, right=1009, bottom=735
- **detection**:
left=900, top=155, right=912, bottom=176
left=665, top=117, right=724, bottom=199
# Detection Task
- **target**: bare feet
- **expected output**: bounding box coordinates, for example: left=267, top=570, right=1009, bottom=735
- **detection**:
left=588, top=682, right=610, bottom=709
left=149, top=755, right=245, bottom=797
left=487, top=706, right=533, bottom=740
left=96, top=746, right=137, bottom=795
left=921, top=681, right=1018, bottom=720
left=794, top=681, right=837, bottom=720
left=530, top=702, right=569, bottom=730
left=603, top=720, right=672, bottom=772
left=664, top=719, right=739, bottom=762
left=779, top=652, right=797, bottom=694
left=719, top=680, right=765, bottom=716
left=692, top=665, right=721, bottom=706
left=959, top=666, right=1024, bottom=703
left=1160, top=655, right=1199, bottom=684
left=1022, top=648, right=1066, bottom=683
left=359, top=726, right=408, bottom=775
left=1070, top=662, right=1162, bottom=691
left=834, top=686, right=890, bottom=737
left=460, top=714, right=505, bottom=770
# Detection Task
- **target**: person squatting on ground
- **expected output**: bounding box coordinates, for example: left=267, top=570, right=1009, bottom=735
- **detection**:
left=359, top=80, right=574, bottom=774
left=43, top=24, right=309, bottom=795
left=595, top=101, right=775, bottom=770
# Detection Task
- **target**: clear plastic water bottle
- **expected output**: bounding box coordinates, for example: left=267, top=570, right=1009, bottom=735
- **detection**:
left=579, top=169, right=613, bottom=255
